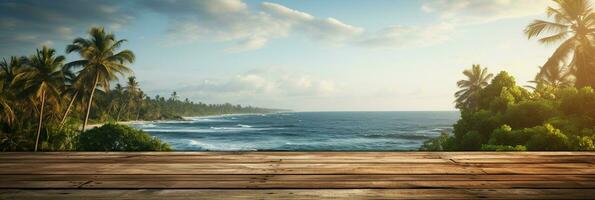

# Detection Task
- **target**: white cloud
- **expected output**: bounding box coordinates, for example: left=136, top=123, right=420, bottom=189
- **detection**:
left=261, top=2, right=363, bottom=43
left=145, top=0, right=363, bottom=51
left=358, top=23, right=454, bottom=48
left=0, top=0, right=135, bottom=55
left=422, top=0, right=551, bottom=24
left=177, top=68, right=337, bottom=98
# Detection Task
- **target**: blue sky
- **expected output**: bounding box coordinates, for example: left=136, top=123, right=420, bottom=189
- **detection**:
left=1, top=0, right=556, bottom=111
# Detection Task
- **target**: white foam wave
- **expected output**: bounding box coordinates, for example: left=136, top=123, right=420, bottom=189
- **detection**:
left=187, top=139, right=257, bottom=151
left=237, top=124, right=252, bottom=128
left=139, top=123, right=157, bottom=128
left=144, top=126, right=275, bottom=133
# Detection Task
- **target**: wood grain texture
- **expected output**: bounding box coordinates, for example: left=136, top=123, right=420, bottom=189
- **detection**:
left=0, top=152, right=593, bottom=199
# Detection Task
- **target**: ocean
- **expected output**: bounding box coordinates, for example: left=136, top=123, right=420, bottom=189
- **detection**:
left=131, top=111, right=460, bottom=151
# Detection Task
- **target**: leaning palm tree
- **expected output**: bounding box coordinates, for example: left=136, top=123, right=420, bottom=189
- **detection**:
left=65, top=27, right=135, bottom=131
left=58, top=66, right=86, bottom=127
left=525, top=0, right=595, bottom=88
left=455, top=64, right=493, bottom=111
left=13, top=47, right=65, bottom=151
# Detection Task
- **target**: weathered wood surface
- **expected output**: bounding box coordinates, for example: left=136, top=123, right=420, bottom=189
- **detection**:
left=0, top=152, right=593, bottom=199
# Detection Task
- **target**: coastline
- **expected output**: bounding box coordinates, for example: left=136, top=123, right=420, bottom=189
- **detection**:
left=85, top=120, right=149, bottom=130
left=84, top=112, right=278, bottom=130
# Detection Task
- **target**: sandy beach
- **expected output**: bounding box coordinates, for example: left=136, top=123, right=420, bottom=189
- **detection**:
left=85, top=120, right=152, bottom=130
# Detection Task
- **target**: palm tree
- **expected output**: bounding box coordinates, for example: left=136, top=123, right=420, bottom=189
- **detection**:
left=58, top=66, right=85, bottom=127
left=65, top=27, right=135, bottom=131
left=0, top=57, right=24, bottom=126
left=525, top=0, right=595, bottom=88
left=125, top=76, right=140, bottom=119
left=170, top=91, right=179, bottom=101
left=532, top=65, right=574, bottom=88
left=13, top=47, right=65, bottom=151
left=135, top=91, right=145, bottom=120
left=455, top=64, right=493, bottom=111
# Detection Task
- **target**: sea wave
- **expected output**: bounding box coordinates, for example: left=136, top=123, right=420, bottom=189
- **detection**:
left=237, top=124, right=252, bottom=128
left=363, top=133, right=434, bottom=140
left=187, top=139, right=257, bottom=151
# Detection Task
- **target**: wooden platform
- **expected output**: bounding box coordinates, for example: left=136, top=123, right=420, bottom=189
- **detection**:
left=0, top=152, right=593, bottom=199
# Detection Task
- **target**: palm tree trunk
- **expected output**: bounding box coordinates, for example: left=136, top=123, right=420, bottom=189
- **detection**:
left=34, top=90, right=46, bottom=152
left=82, top=73, right=99, bottom=132
left=136, top=103, right=141, bottom=120
left=116, top=102, right=128, bottom=121
left=59, top=91, right=78, bottom=128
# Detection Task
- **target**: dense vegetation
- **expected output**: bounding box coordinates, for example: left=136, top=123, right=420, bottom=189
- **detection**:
left=78, top=124, right=171, bottom=151
left=0, top=27, right=277, bottom=152
left=421, top=0, right=595, bottom=151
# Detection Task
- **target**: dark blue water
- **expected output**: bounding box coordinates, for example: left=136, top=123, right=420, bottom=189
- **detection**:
left=131, top=112, right=459, bottom=151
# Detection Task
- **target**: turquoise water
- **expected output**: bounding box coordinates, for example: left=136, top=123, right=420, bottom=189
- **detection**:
left=132, top=111, right=459, bottom=151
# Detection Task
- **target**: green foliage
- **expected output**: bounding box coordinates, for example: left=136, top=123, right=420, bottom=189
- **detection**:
left=481, top=144, right=527, bottom=151
left=477, top=71, right=530, bottom=112
left=526, top=124, right=569, bottom=151
left=78, top=124, right=171, bottom=151
left=455, top=64, right=493, bottom=111
left=419, top=133, right=455, bottom=151
left=453, top=110, right=501, bottom=147
left=41, top=119, right=81, bottom=151
left=525, top=0, right=595, bottom=88
left=503, top=100, right=557, bottom=129
left=558, top=87, right=595, bottom=119
left=488, top=125, right=524, bottom=146
left=460, top=131, right=483, bottom=150
left=0, top=27, right=279, bottom=151
left=430, top=67, right=595, bottom=151
left=571, top=135, right=595, bottom=151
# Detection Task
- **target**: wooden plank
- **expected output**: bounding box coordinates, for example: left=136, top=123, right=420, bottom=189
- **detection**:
left=1, top=152, right=592, bottom=166
left=1, top=152, right=593, bottom=159
left=0, top=163, right=488, bottom=175
left=4, top=174, right=593, bottom=181
left=1, top=175, right=593, bottom=189
left=0, top=152, right=593, bottom=199
left=1, top=189, right=594, bottom=200
left=1, top=180, right=592, bottom=189
left=1, top=163, right=593, bottom=175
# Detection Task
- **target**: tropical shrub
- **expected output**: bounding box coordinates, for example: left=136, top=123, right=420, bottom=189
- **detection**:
left=425, top=68, right=595, bottom=151
left=419, top=133, right=455, bottom=151
left=41, top=119, right=81, bottom=151
left=503, top=100, right=557, bottom=129
left=525, top=124, right=569, bottom=151
left=78, top=124, right=171, bottom=151
left=481, top=144, right=527, bottom=151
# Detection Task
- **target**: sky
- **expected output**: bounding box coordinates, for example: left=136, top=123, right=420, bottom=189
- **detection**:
left=0, top=0, right=558, bottom=111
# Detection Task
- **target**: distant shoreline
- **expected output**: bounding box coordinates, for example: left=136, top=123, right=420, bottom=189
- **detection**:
left=85, top=112, right=278, bottom=130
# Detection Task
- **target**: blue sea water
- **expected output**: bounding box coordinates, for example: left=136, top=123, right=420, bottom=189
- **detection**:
left=131, top=111, right=459, bottom=151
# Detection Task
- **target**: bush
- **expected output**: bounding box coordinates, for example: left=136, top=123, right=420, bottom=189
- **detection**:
left=460, top=131, right=482, bottom=150
left=42, top=118, right=81, bottom=151
left=526, top=124, right=569, bottom=150
left=503, top=100, right=556, bottom=129
left=419, top=133, right=456, bottom=151
left=78, top=123, right=171, bottom=151
left=488, top=125, right=519, bottom=146
left=481, top=144, right=527, bottom=151
left=572, top=135, right=595, bottom=151
left=453, top=110, right=501, bottom=143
